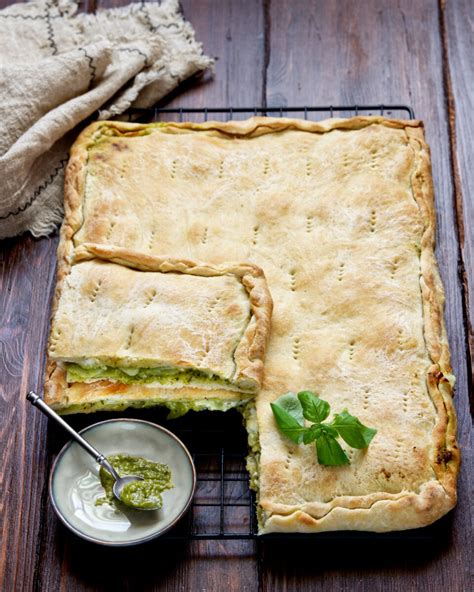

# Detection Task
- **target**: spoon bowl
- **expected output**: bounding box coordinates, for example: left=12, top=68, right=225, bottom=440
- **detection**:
left=113, top=474, right=162, bottom=511
left=113, top=474, right=144, bottom=501
left=113, top=474, right=164, bottom=511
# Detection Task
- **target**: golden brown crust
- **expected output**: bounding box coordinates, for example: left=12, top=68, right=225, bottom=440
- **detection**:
left=404, top=126, right=459, bottom=496
left=66, top=115, right=422, bottom=140
left=259, top=480, right=454, bottom=533
left=45, top=116, right=459, bottom=533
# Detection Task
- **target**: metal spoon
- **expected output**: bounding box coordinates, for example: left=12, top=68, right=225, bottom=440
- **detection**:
left=26, top=391, right=147, bottom=507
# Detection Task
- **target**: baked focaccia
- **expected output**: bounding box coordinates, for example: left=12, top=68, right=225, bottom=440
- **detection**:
left=45, top=116, right=459, bottom=533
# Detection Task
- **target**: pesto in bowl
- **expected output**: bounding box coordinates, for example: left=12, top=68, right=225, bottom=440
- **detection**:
left=97, top=453, right=173, bottom=510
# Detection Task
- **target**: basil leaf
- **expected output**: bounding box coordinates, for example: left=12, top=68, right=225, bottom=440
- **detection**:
left=270, top=390, right=377, bottom=467
left=273, top=392, right=304, bottom=425
left=270, top=402, right=306, bottom=444
left=329, top=410, right=377, bottom=449
left=316, top=433, right=350, bottom=466
left=297, top=391, right=330, bottom=423
left=303, top=425, right=321, bottom=444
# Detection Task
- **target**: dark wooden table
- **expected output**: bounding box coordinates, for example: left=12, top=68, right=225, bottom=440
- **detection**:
left=1, top=1, right=472, bottom=590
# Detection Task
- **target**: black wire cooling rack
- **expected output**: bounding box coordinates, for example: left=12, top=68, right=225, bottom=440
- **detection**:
left=126, top=104, right=414, bottom=123
left=155, top=410, right=255, bottom=540
left=99, top=104, right=451, bottom=542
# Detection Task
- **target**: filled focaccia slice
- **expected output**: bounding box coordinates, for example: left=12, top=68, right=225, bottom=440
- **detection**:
left=45, top=243, right=272, bottom=414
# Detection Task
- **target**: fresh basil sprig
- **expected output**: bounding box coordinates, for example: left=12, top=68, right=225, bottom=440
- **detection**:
left=270, top=391, right=377, bottom=466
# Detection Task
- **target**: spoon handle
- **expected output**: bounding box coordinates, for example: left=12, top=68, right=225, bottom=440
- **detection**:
left=26, top=391, right=120, bottom=480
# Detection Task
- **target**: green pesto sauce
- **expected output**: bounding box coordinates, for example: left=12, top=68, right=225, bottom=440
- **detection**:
left=60, top=396, right=250, bottom=418
left=66, top=363, right=231, bottom=388
left=96, top=454, right=173, bottom=510
left=242, top=403, right=260, bottom=491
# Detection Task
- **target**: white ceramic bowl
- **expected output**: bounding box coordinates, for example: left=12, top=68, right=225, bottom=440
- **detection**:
left=49, top=418, right=196, bottom=546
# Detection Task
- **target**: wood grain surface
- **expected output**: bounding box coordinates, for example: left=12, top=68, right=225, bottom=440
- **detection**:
left=0, top=1, right=472, bottom=591
left=442, top=0, right=474, bottom=390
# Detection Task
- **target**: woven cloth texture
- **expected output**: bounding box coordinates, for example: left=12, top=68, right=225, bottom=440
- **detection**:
left=0, top=0, right=213, bottom=239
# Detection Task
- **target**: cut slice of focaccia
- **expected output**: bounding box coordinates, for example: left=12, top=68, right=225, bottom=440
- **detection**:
left=45, top=243, right=272, bottom=415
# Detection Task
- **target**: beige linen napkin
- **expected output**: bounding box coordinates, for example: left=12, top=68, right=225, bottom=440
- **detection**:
left=0, top=0, right=213, bottom=239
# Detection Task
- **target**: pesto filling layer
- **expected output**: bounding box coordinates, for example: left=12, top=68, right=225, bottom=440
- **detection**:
left=66, top=363, right=232, bottom=388
left=58, top=395, right=251, bottom=418
left=242, top=403, right=265, bottom=530
left=242, top=403, right=260, bottom=492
